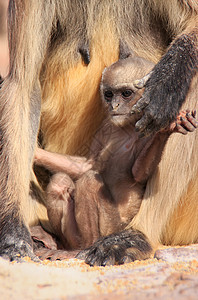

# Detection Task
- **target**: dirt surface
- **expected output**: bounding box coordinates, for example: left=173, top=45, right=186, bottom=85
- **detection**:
left=0, top=245, right=197, bottom=300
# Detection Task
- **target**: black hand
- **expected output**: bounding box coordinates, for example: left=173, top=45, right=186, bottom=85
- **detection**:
left=131, top=34, right=198, bottom=136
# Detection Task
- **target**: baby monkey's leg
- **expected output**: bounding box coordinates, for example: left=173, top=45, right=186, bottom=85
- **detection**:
left=46, top=173, right=81, bottom=249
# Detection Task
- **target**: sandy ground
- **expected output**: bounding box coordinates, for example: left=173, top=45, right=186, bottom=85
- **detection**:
left=0, top=245, right=197, bottom=300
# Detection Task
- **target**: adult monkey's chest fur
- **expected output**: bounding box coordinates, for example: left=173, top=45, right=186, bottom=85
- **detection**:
left=39, top=0, right=176, bottom=157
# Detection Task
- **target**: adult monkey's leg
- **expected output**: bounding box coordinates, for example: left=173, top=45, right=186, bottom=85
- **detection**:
left=0, top=0, right=55, bottom=261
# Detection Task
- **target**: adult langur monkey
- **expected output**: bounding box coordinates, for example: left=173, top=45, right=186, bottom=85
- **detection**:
left=0, top=1, right=197, bottom=263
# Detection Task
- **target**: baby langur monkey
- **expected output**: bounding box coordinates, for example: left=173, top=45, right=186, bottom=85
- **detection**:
left=33, top=56, right=198, bottom=260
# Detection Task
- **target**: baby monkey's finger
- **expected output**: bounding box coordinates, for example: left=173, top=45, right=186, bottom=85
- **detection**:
left=180, top=117, right=195, bottom=133
left=186, top=111, right=198, bottom=129
left=191, top=110, right=196, bottom=118
left=175, top=123, right=188, bottom=135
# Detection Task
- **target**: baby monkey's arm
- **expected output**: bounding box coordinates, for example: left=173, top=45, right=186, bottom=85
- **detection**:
left=132, top=110, right=197, bottom=183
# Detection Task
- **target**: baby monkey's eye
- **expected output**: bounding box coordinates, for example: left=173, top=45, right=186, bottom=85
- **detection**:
left=104, top=90, right=113, bottom=101
left=122, top=90, right=133, bottom=98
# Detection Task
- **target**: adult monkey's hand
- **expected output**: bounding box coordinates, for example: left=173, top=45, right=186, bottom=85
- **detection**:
left=131, top=34, right=198, bottom=136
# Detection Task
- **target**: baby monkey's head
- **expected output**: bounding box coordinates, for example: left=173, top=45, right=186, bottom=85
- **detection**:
left=100, top=56, right=154, bottom=126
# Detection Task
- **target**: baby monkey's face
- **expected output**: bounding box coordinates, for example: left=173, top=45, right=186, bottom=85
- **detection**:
left=100, top=56, right=154, bottom=127
left=101, top=83, right=144, bottom=126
